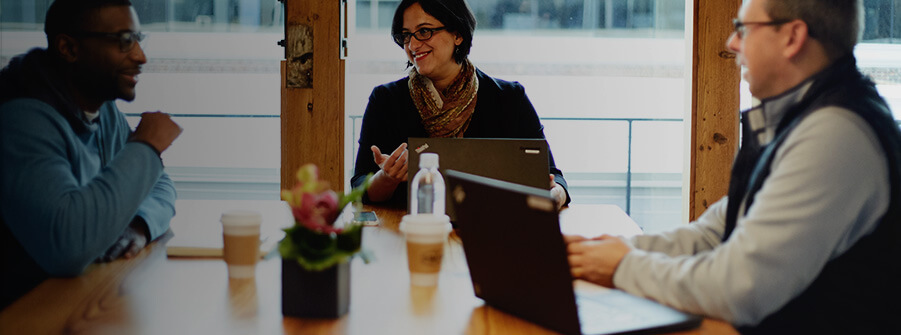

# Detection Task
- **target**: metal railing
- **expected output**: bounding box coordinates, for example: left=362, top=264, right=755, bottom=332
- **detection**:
left=349, top=114, right=683, bottom=215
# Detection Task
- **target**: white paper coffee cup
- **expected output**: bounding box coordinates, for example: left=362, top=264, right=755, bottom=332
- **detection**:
left=399, top=214, right=452, bottom=286
left=221, top=210, right=262, bottom=278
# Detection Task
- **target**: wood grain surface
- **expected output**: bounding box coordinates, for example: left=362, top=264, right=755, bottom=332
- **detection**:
left=689, top=0, right=742, bottom=221
left=0, top=201, right=737, bottom=335
left=281, top=0, right=345, bottom=192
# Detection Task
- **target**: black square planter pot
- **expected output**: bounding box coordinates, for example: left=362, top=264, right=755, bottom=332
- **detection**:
left=281, top=258, right=351, bottom=318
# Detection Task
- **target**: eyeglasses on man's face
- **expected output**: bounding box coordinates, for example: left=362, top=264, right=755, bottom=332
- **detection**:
left=393, top=27, right=447, bottom=46
left=731, top=18, right=792, bottom=39
left=73, top=30, right=146, bottom=53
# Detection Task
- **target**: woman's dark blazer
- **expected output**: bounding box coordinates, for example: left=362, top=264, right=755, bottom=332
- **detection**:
left=352, top=68, right=570, bottom=207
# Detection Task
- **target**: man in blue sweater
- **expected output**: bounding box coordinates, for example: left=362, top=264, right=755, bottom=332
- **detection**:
left=0, top=0, right=182, bottom=308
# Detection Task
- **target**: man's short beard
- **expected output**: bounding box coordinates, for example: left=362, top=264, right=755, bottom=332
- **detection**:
left=78, top=70, right=123, bottom=103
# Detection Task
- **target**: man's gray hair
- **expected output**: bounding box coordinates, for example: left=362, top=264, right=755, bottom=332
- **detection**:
left=765, top=0, right=864, bottom=59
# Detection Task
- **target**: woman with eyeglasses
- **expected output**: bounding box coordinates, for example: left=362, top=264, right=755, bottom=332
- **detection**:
left=351, top=0, right=570, bottom=209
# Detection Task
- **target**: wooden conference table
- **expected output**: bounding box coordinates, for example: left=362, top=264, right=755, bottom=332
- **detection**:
left=0, top=200, right=737, bottom=335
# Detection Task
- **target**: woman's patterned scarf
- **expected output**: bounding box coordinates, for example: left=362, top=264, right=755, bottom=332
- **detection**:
left=408, top=60, right=479, bottom=138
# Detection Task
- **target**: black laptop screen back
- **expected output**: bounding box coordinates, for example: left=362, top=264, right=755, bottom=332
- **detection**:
left=407, top=137, right=550, bottom=220
left=447, top=170, right=702, bottom=335
left=446, top=170, right=583, bottom=335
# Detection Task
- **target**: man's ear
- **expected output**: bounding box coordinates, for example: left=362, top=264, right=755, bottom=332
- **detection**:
left=782, top=20, right=809, bottom=59
left=54, top=34, right=79, bottom=63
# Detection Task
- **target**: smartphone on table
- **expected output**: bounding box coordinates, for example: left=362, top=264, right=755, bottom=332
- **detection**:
left=353, top=211, right=379, bottom=226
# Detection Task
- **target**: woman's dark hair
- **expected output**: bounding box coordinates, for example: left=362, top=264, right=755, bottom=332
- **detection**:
left=391, top=0, right=476, bottom=64
left=45, top=0, right=133, bottom=44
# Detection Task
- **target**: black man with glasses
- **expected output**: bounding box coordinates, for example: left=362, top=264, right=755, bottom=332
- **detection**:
left=567, top=0, right=901, bottom=333
left=351, top=0, right=571, bottom=210
left=0, top=0, right=182, bottom=308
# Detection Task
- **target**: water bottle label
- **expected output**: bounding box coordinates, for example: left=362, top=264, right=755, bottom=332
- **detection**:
left=417, top=184, right=434, bottom=214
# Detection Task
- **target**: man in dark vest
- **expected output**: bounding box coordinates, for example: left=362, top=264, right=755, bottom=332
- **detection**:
left=566, top=0, right=900, bottom=332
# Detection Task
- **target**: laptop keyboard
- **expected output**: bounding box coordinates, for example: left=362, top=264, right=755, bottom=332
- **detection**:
left=576, top=293, right=645, bottom=332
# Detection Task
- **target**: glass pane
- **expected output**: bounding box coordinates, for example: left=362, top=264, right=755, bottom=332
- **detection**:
left=125, top=116, right=280, bottom=169
left=630, top=121, right=683, bottom=233
left=1, top=0, right=285, bottom=200
left=543, top=120, right=629, bottom=174
left=739, top=1, right=901, bottom=119
left=356, top=1, right=372, bottom=28
left=845, top=0, right=899, bottom=120
left=543, top=120, right=630, bottom=213
left=0, top=0, right=284, bottom=32
left=377, top=1, right=401, bottom=29
left=862, top=0, right=901, bottom=43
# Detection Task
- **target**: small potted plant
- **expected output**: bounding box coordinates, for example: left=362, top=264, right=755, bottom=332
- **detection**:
left=279, top=164, right=371, bottom=318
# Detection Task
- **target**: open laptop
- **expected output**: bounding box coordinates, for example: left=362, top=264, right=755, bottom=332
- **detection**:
left=445, top=170, right=702, bottom=335
left=407, top=137, right=550, bottom=220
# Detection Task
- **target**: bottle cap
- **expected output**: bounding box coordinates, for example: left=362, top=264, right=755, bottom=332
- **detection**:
left=419, top=153, right=439, bottom=169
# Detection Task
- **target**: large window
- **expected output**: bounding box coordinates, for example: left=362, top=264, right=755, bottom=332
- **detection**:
left=2, top=0, right=898, bottom=233
left=739, top=1, right=901, bottom=114
left=347, top=0, right=687, bottom=233
left=0, top=0, right=286, bottom=200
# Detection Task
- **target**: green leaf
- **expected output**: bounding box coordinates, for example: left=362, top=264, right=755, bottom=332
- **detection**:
left=336, top=223, right=363, bottom=252
left=279, top=222, right=368, bottom=272
left=338, top=173, right=373, bottom=210
left=279, top=171, right=374, bottom=272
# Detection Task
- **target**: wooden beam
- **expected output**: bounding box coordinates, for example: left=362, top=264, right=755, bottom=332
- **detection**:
left=281, top=0, right=345, bottom=191
left=689, top=1, right=741, bottom=220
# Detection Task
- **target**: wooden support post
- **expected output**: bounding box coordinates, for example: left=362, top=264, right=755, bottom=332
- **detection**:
left=281, top=0, right=345, bottom=191
left=689, top=1, right=741, bottom=220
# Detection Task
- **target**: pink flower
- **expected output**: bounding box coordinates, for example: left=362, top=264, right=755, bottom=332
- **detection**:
left=291, top=190, right=342, bottom=234
left=282, top=164, right=346, bottom=234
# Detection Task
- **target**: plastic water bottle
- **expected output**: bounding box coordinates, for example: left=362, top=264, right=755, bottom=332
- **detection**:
left=410, top=153, right=445, bottom=214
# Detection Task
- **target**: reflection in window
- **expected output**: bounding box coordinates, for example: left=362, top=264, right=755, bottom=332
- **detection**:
left=0, top=0, right=284, bottom=32
left=353, top=0, right=685, bottom=35
left=863, top=0, right=900, bottom=42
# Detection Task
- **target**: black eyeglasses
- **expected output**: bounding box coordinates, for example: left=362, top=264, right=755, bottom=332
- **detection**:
left=393, top=27, right=447, bottom=46
left=72, top=31, right=146, bottom=53
left=732, top=18, right=792, bottom=38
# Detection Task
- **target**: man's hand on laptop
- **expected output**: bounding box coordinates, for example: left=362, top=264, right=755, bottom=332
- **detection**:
left=566, top=234, right=631, bottom=288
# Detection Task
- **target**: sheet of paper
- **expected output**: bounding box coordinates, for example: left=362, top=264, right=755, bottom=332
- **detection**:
left=165, top=200, right=293, bottom=258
